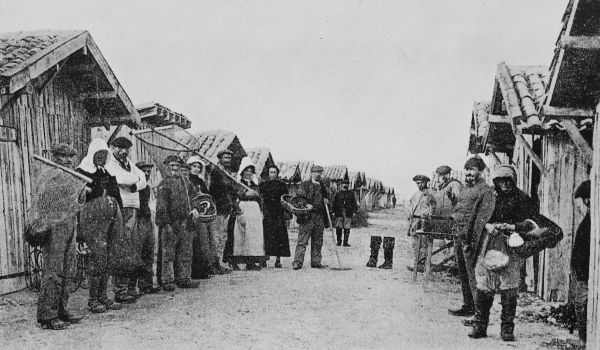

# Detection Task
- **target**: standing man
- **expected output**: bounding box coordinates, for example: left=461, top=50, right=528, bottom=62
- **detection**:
left=434, top=165, right=463, bottom=217
left=156, top=155, right=201, bottom=290
left=332, top=179, right=358, bottom=247
left=571, top=180, right=591, bottom=342
left=208, top=149, right=237, bottom=274
left=448, top=157, right=495, bottom=320
left=404, top=175, right=436, bottom=272
left=106, top=137, right=147, bottom=304
left=35, top=143, right=84, bottom=330
left=129, top=161, right=161, bottom=295
left=292, top=165, right=330, bottom=270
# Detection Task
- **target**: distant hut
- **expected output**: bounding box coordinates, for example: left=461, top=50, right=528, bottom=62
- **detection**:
left=0, top=30, right=139, bottom=294
left=349, top=170, right=366, bottom=204
left=193, top=130, right=247, bottom=173
left=277, top=161, right=302, bottom=195
left=297, top=161, right=314, bottom=182
left=246, top=147, right=275, bottom=182
left=322, top=165, right=349, bottom=198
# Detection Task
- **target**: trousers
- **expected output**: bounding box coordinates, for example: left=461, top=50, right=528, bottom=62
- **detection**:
left=293, top=214, right=324, bottom=266
left=158, top=220, right=192, bottom=285
left=455, top=238, right=477, bottom=309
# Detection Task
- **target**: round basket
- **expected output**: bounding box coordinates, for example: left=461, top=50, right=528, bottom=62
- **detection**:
left=281, top=194, right=311, bottom=216
left=191, top=193, right=217, bottom=223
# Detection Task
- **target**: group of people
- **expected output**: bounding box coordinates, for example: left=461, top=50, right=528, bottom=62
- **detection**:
left=32, top=138, right=360, bottom=330
left=407, top=157, right=563, bottom=342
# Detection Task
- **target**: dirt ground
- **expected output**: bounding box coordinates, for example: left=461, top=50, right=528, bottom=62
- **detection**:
left=0, top=208, right=584, bottom=350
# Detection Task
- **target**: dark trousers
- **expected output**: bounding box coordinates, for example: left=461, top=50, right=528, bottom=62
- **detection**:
left=159, top=220, right=192, bottom=285
left=293, top=215, right=324, bottom=266
left=455, top=238, right=477, bottom=309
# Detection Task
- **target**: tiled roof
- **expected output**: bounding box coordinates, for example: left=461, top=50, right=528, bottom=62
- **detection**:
left=323, top=165, right=348, bottom=181
left=297, top=161, right=314, bottom=182
left=137, top=102, right=191, bottom=129
left=495, top=63, right=548, bottom=129
left=277, top=161, right=301, bottom=182
left=246, top=147, right=274, bottom=178
left=193, top=130, right=247, bottom=171
left=0, top=30, right=83, bottom=76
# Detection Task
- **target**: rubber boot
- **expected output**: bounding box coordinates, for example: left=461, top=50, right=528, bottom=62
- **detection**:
left=343, top=229, right=351, bottom=247
left=378, top=237, right=395, bottom=269
left=336, top=228, right=343, bottom=246
left=366, top=236, right=381, bottom=268
left=468, top=289, right=494, bottom=339
left=500, top=289, right=518, bottom=341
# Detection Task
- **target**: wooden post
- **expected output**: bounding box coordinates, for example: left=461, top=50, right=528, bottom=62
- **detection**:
left=588, top=110, right=600, bottom=349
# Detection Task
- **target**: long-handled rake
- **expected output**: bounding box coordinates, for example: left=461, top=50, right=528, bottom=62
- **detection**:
left=324, top=203, right=352, bottom=271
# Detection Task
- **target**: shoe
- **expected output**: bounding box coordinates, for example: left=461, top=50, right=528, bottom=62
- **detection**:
left=366, top=257, right=377, bottom=268
left=230, top=263, right=241, bottom=271
left=128, top=290, right=143, bottom=299
left=245, top=264, right=255, bottom=270
left=275, top=261, right=282, bottom=268
left=162, top=283, right=176, bottom=292
left=193, top=273, right=211, bottom=280
left=448, top=306, right=475, bottom=317
left=378, top=260, right=393, bottom=269
left=40, top=318, right=70, bottom=330
left=114, top=293, right=137, bottom=304
left=311, top=264, right=329, bottom=269
left=59, top=312, right=84, bottom=324
left=336, top=242, right=342, bottom=246
left=140, top=285, right=162, bottom=294
left=261, top=261, right=267, bottom=268
left=343, top=243, right=351, bottom=247
left=177, top=280, right=200, bottom=289
left=89, top=303, right=107, bottom=314
left=462, top=318, right=475, bottom=327
left=406, top=265, right=425, bottom=273
left=253, top=264, right=263, bottom=271
left=468, top=324, right=488, bottom=339
left=292, top=263, right=302, bottom=270
left=103, top=301, right=123, bottom=311
left=500, top=324, right=515, bottom=342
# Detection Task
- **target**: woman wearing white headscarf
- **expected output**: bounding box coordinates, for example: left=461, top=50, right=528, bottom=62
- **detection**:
left=223, top=156, right=267, bottom=270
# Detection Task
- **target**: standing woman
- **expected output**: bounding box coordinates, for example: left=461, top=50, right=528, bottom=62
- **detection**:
left=225, top=157, right=268, bottom=270
left=76, top=139, right=124, bottom=313
left=259, top=165, right=291, bottom=268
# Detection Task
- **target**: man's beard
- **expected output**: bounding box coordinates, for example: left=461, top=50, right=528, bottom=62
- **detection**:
left=465, top=177, right=476, bottom=186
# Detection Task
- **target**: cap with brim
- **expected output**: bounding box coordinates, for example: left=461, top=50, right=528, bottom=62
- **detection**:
left=464, top=157, right=486, bottom=171
left=136, top=161, right=154, bottom=169
left=50, top=143, right=77, bottom=157
left=311, top=165, right=324, bottom=173
left=217, top=149, right=233, bottom=158
left=111, top=137, right=133, bottom=149
left=413, top=175, right=430, bottom=182
left=163, top=155, right=184, bottom=165
left=436, top=165, right=452, bottom=175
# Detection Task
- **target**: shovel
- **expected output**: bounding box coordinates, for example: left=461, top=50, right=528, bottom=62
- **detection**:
left=324, top=203, right=351, bottom=271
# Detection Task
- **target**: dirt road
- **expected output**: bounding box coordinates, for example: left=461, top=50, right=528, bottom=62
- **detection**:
left=0, top=209, right=581, bottom=349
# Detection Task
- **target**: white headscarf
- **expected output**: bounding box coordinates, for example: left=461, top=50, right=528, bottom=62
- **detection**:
left=78, top=139, right=112, bottom=174
left=237, top=156, right=259, bottom=186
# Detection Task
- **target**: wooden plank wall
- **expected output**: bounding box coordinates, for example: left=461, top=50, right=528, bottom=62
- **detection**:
left=0, top=76, right=91, bottom=294
left=538, top=132, right=588, bottom=301
left=588, top=110, right=600, bottom=350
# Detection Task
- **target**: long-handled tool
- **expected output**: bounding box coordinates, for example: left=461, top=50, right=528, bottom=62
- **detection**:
left=324, top=203, right=351, bottom=271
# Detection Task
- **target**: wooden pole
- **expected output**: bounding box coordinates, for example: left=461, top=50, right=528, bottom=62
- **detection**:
left=32, top=154, right=92, bottom=183
left=588, top=110, right=600, bottom=350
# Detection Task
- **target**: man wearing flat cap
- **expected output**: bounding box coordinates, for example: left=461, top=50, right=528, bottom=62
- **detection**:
left=434, top=165, right=463, bottom=217
left=36, top=143, right=84, bottom=330
left=106, top=137, right=147, bottom=303
left=332, top=178, right=358, bottom=247
left=292, top=165, right=330, bottom=270
left=448, top=156, right=495, bottom=320
left=156, top=155, right=202, bottom=290
left=405, top=175, right=437, bottom=272
left=207, top=149, right=236, bottom=274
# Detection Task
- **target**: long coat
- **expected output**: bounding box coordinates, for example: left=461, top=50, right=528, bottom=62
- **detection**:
left=259, top=179, right=291, bottom=257
left=332, top=189, right=358, bottom=218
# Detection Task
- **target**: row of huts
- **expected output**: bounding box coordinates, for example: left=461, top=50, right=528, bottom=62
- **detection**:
left=465, top=0, right=600, bottom=348
left=0, top=30, right=395, bottom=295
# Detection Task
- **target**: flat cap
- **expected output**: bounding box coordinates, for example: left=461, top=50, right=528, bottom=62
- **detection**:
left=435, top=165, right=452, bottom=175
left=575, top=180, right=591, bottom=200
left=413, top=175, right=430, bottom=182
left=464, top=156, right=486, bottom=171
left=135, top=161, right=154, bottom=169
left=50, top=143, right=77, bottom=156
left=311, top=165, right=324, bottom=173
left=217, top=149, right=233, bottom=158
left=163, top=155, right=184, bottom=165
left=111, top=137, right=133, bottom=149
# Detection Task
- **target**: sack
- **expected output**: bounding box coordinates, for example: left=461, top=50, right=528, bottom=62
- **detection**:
left=483, top=232, right=510, bottom=272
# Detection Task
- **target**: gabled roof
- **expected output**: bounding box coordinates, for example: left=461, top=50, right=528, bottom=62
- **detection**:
left=349, top=171, right=366, bottom=189
left=137, top=102, right=191, bottom=129
left=0, top=30, right=139, bottom=127
left=194, top=130, right=247, bottom=172
left=277, top=161, right=302, bottom=183
left=469, top=100, right=514, bottom=154
left=297, top=161, right=314, bottom=182
left=323, top=165, right=349, bottom=182
left=246, top=147, right=275, bottom=179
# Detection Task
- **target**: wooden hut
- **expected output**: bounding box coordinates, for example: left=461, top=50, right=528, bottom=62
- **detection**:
left=349, top=170, right=366, bottom=205
left=297, top=161, right=314, bottom=182
left=246, top=147, right=275, bottom=182
left=193, top=130, right=247, bottom=173
left=0, top=30, right=140, bottom=294
left=277, top=161, right=302, bottom=195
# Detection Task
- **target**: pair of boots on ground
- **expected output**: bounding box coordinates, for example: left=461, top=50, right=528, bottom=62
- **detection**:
left=366, top=236, right=395, bottom=269
left=468, top=288, right=517, bottom=342
left=336, top=228, right=351, bottom=247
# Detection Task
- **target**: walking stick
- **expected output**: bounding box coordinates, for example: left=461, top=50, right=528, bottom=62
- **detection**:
left=324, top=203, right=346, bottom=270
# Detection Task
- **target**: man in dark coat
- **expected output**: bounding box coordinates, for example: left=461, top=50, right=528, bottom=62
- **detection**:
left=36, top=143, right=84, bottom=330
left=292, top=165, right=329, bottom=270
left=448, top=157, right=495, bottom=319
left=571, top=180, right=591, bottom=342
left=156, top=155, right=201, bottom=291
left=332, top=179, right=358, bottom=247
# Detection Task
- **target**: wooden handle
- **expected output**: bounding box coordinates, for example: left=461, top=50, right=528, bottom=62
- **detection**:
left=32, top=154, right=92, bottom=183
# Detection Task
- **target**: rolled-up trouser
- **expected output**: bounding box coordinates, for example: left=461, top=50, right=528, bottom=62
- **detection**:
left=293, top=214, right=324, bottom=266
left=114, top=208, right=139, bottom=297
left=210, top=214, right=229, bottom=266
left=191, top=221, right=213, bottom=277
left=160, top=220, right=193, bottom=285
left=455, top=238, right=477, bottom=309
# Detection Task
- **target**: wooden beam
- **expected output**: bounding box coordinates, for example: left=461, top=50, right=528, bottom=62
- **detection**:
left=75, top=90, right=118, bottom=101
left=560, top=119, right=593, bottom=167
left=560, top=36, right=600, bottom=50
left=542, top=105, right=595, bottom=118
left=515, top=133, right=547, bottom=176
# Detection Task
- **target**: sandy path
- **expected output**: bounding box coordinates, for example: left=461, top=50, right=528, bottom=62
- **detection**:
left=0, top=209, right=581, bottom=349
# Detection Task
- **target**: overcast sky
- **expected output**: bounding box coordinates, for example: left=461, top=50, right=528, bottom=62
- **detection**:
left=0, top=0, right=567, bottom=198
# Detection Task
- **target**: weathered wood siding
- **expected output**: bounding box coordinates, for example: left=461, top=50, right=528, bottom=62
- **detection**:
left=588, top=110, right=600, bottom=350
left=0, top=76, right=91, bottom=294
left=538, top=132, right=588, bottom=302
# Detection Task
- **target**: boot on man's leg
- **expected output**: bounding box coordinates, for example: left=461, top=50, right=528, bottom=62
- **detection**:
left=366, top=236, right=381, bottom=268
left=343, top=229, right=351, bottom=247
left=500, top=289, right=518, bottom=341
left=336, top=228, right=343, bottom=246
left=468, top=289, right=494, bottom=339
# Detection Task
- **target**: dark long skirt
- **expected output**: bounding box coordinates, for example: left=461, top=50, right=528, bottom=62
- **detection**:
left=263, top=216, right=291, bottom=257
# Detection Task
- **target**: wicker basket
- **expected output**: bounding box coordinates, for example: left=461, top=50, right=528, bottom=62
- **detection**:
left=281, top=194, right=311, bottom=217
left=191, top=193, right=217, bottom=223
